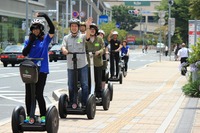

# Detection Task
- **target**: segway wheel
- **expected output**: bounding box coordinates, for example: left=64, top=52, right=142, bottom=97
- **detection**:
left=119, top=73, right=123, bottom=84
left=11, top=106, right=25, bottom=133
left=122, top=68, right=126, bottom=77
left=105, top=72, right=109, bottom=83
left=108, top=82, right=113, bottom=101
left=58, top=94, right=68, bottom=118
left=86, top=94, right=96, bottom=119
left=46, top=106, right=59, bottom=133
left=78, top=89, right=82, bottom=103
left=102, top=89, right=110, bottom=110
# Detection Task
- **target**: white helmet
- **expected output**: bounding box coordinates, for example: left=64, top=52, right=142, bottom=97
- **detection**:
left=112, top=31, right=118, bottom=35
left=30, top=19, right=45, bottom=31
left=98, top=29, right=105, bottom=35
left=31, top=19, right=44, bottom=25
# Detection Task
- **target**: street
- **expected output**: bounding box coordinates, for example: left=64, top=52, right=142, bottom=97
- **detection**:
left=0, top=48, right=169, bottom=123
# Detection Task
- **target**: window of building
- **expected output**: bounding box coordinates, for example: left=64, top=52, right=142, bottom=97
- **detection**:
left=0, top=15, right=25, bottom=48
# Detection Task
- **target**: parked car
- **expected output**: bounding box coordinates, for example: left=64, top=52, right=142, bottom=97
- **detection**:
left=0, top=45, right=25, bottom=67
left=156, top=43, right=165, bottom=53
left=48, top=44, right=66, bottom=62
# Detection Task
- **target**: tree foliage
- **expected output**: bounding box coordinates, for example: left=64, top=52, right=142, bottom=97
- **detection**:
left=189, top=0, right=200, bottom=19
left=155, top=0, right=191, bottom=44
left=111, top=5, right=140, bottom=31
left=99, top=21, right=128, bottom=41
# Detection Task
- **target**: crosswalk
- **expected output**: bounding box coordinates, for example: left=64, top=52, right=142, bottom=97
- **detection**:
left=0, top=87, right=25, bottom=104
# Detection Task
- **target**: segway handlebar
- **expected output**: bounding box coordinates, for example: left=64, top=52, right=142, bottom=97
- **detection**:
left=68, top=52, right=85, bottom=55
left=24, top=57, right=44, bottom=61
left=110, top=50, right=119, bottom=53
left=19, top=57, right=43, bottom=61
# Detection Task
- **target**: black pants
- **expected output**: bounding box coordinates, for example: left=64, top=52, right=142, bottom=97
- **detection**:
left=110, top=53, right=119, bottom=77
left=88, top=66, right=102, bottom=94
left=122, top=56, right=129, bottom=72
left=180, top=57, right=188, bottom=75
left=25, top=72, right=47, bottom=116
left=165, top=51, right=168, bottom=56
left=102, top=69, right=106, bottom=81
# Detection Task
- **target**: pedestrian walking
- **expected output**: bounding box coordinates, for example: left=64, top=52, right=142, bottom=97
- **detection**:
left=165, top=45, right=168, bottom=56
left=177, top=43, right=189, bottom=75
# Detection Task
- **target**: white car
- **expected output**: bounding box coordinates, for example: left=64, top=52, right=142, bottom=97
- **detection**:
left=156, top=43, right=165, bottom=53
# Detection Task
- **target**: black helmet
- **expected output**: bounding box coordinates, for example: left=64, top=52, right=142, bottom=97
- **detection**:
left=69, top=18, right=80, bottom=27
left=90, top=23, right=98, bottom=35
left=30, top=19, right=44, bottom=31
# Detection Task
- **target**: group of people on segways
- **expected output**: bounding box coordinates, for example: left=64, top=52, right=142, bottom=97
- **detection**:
left=58, top=17, right=113, bottom=119
left=11, top=12, right=59, bottom=133
left=106, top=30, right=130, bottom=84
left=11, top=11, right=130, bottom=133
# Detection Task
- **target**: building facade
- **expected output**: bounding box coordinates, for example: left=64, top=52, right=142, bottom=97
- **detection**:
left=0, top=0, right=110, bottom=46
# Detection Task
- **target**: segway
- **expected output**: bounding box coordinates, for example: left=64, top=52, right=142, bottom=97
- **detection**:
left=11, top=58, right=59, bottom=133
left=119, top=55, right=126, bottom=77
left=105, top=71, right=114, bottom=102
left=106, top=50, right=123, bottom=84
left=58, top=52, right=96, bottom=119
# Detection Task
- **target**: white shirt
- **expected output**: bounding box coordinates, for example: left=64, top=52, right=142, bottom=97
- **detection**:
left=177, top=47, right=189, bottom=58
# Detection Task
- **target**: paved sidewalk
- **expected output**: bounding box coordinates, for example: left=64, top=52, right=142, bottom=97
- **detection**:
left=1, top=60, right=200, bottom=133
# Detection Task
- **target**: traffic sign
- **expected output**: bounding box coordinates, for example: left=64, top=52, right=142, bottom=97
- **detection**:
left=79, top=11, right=85, bottom=18
left=158, top=19, right=165, bottom=26
left=72, top=11, right=79, bottom=18
left=158, top=11, right=166, bottom=18
left=99, top=15, right=108, bottom=25
left=169, top=18, right=175, bottom=35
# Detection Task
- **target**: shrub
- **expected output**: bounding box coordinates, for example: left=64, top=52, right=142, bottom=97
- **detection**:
left=182, top=79, right=200, bottom=97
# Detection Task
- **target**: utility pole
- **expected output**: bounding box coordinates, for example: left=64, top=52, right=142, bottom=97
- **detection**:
left=25, top=0, right=29, bottom=36
left=168, top=0, right=173, bottom=61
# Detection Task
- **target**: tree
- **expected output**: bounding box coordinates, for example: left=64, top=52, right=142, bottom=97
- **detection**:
left=111, top=5, right=140, bottom=31
left=189, top=0, right=200, bottom=19
left=156, top=0, right=191, bottom=44
left=99, top=21, right=128, bottom=41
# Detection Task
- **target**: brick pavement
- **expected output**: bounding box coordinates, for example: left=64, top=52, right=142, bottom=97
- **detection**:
left=1, top=60, right=199, bottom=133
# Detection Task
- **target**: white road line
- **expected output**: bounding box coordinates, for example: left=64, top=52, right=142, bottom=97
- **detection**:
left=130, top=59, right=156, bottom=62
left=0, top=73, right=19, bottom=78
left=50, top=70, right=67, bottom=73
left=0, top=91, right=24, bottom=92
left=0, top=86, right=10, bottom=90
left=0, top=94, right=24, bottom=95
left=0, top=95, right=25, bottom=103
left=47, top=78, right=67, bottom=84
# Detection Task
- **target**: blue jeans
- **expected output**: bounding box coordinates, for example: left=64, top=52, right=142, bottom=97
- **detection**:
left=68, top=65, right=89, bottom=105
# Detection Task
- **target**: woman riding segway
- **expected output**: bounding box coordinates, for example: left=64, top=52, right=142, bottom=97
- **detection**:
left=11, top=12, right=59, bottom=133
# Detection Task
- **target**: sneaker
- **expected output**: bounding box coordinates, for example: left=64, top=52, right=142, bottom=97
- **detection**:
left=24, top=116, right=30, bottom=123
left=40, top=116, right=46, bottom=123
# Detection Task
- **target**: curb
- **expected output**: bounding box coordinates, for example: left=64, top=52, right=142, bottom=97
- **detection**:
left=52, top=88, right=68, bottom=101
